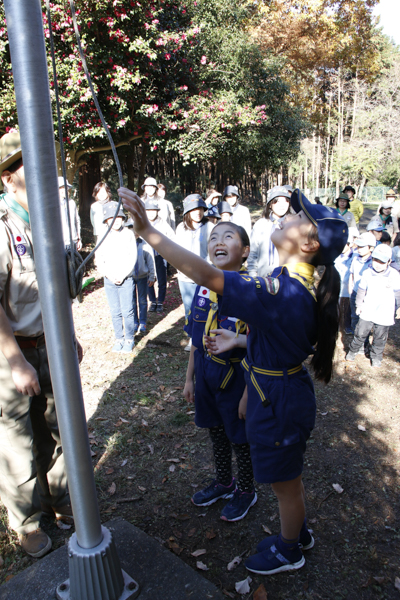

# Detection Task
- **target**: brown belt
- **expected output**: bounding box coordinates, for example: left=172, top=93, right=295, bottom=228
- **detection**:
left=15, top=334, right=45, bottom=349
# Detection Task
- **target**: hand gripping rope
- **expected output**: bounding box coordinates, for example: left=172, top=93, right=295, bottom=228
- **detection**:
left=45, top=0, right=126, bottom=299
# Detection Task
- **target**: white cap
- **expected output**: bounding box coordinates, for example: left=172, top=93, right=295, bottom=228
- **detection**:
left=354, top=232, right=376, bottom=247
left=381, top=200, right=393, bottom=209
left=372, top=244, right=392, bottom=262
left=57, top=176, right=72, bottom=188
left=142, top=177, right=158, bottom=190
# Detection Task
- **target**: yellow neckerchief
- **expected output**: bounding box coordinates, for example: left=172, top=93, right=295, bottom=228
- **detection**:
left=203, top=266, right=248, bottom=353
left=281, top=262, right=316, bottom=301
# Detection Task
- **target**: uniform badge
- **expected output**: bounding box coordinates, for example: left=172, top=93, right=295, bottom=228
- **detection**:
left=197, top=297, right=206, bottom=307
left=11, top=234, right=28, bottom=257
left=16, top=244, right=26, bottom=256
left=264, top=276, right=280, bottom=295
left=198, top=286, right=210, bottom=298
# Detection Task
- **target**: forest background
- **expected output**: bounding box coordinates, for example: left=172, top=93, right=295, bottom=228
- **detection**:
left=0, top=0, right=399, bottom=222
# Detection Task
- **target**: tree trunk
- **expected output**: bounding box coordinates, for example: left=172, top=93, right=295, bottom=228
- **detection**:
left=78, top=153, right=101, bottom=223
left=138, top=144, right=148, bottom=193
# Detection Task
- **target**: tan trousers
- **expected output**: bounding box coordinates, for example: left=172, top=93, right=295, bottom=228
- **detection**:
left=0, top=343, right=68, bottom=535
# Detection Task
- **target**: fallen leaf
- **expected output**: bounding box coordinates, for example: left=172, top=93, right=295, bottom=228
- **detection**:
left=166, top=458, right=180, bottom=463
left=191, top=549, right=207, bottom=557
left=90, top=449, right=97, bottom=457
left=358, top=425, right=367, bottom=432
left=141, top=419, right=148, bottom=427
left=373, top=576, right=385, bottom=585
left=169, top=465, right=176, bottom=472
left=56, top=520, right=72, bottom=530
left=269, top=513, right=278, bottom=521
left=262, top=525, right=272, bottom=535
left=172, top=530, right=183, bottom=539
left=105, top=467, right=114, bottom=475
left=235, top=577, right=252, bottom=595
left=5, top=575, right=14, bottom=583
left=174, top=443, right=182, bottom=449
left=108, top=482, right=116, bottom=496
left=121, top=459, right=128, bottom=467
left=148, top=444, right=154, bottom=454
left=196, top=561, right=209, bottom=571
left=119, top=417, right=129, bottom=423
left=186, top=410, right=195, bottom=415
left=176, top=514, right=191, bottom=521
left=227, top=556, right=242, bottom=571
left=162, top=476, right=168, bottom=484
left=206, top=529, right=217, bottom=540
left=253, top=583, right=268, bottom=600
left=138, top=486, right=146, bottom=492
left=395, top=577, right=400, bottom=591
left=144, top=372, right=153, bottom=377
left=188, top=528, right=196, bottom=537
left=160, top=385, right=166, bottom=391
left=222, top=590, right=235, bottom=599
left=168, top=542, right=182, bottom=556
left=332, top=483, right=344, bottom=494
left=320, top=412, right=328, bottom=416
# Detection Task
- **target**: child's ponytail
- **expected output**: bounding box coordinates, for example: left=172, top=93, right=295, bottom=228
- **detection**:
left=310, top=263, right=340, bottom=383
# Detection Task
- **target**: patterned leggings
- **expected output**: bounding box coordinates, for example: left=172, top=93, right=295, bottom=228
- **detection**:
left=209, top=424, right=254, bottom=493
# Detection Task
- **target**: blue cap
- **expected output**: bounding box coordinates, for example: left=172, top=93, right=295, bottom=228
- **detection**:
left=290, top=189, right=348, bottom=265
left=205, top=205, right=221, bottom=219
left=145, top=199, right=160, bottom=211
left=183, top=194, right=207, bottom=215
left=222, top=185, right=240, bottom=199
left=366, top=220, right=383, bottom=232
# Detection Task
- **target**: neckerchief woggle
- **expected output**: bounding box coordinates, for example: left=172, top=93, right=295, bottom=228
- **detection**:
left=203, top=266, right=248, bottom=353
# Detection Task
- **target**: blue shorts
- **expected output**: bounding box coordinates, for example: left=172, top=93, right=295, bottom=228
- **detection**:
left=194, top=351, right=248, bottom=445
left=244, top=366, right=316, bottom=483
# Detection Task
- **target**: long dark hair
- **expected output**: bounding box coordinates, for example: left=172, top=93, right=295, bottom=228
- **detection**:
left=308, top=226, right=340, bottom=384
left=92, top=182, right=112, bottom=205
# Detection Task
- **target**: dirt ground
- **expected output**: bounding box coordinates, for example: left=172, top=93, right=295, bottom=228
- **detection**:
left=1, top=205, right=400, bottom=599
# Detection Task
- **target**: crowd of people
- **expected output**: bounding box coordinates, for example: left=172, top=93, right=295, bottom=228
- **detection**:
left=1, top=128, right=399, bottom=578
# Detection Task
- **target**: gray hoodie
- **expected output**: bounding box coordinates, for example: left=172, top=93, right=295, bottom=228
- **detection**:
left=133, top=237, right=155, bottom=281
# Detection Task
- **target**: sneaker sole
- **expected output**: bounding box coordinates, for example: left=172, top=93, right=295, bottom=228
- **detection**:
left=220, top=492, right=258, bottom=522
left=246, top=555, right=305, bottom=575
left=191, top=491, right=235, bottom=507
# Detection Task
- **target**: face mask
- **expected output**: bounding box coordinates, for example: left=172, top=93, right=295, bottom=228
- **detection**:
left=372, top=259, right=388, bottom=273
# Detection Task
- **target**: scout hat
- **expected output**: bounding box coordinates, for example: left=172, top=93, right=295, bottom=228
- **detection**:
left=386, top=189, right=396, bottom=198
left=222, top=185, right=240, bottom=199
left=102, top=201, right=125, bottom=223
left=290, top=189, right=348, bottom=265
left=366, top=221, right=383, bottom=232
left=372, top=244, right=392, bottom=263
left=354, top=232, right=376, bottom=247
left=145, top=199, right=160, bottom=211
left=0, top=132, right=22, bottom=191
left=217, top=201, right=233, bottom=216
left=183, top=193, right=207, bottom=215
left=267, top=186, right=291, bottom=204
left=205, top=205, right=221, bottom=220
left=283, top=184, right=294, bottom=193
left=141, top=177, right=158, bottom=190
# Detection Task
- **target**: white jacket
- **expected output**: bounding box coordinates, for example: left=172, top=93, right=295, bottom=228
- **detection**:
left=248, top=216, right=280, bottom=277
left=95, top=226, right=137, bottom=284
left=175, top=220, right=214, bottom=283
left=230, top=204, right=252, bottom=238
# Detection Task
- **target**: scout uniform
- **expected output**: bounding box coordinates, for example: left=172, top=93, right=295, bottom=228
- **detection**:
left=220, top=265, right=317, bottom=483
left=0, top=193, right=69, bottom=535
left=184, top=282, right=248, bottom=443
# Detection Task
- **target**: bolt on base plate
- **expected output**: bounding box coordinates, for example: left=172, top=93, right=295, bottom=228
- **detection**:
left=56, top=569, right=139, bottom=600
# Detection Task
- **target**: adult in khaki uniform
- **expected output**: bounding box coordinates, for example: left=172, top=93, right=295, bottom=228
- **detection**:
left=343, top=185, right=364, bottom=225
left=0, top=132, right=77, bottom=558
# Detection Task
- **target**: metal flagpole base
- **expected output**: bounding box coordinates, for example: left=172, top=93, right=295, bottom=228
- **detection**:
left=56, top=526, right=140, bottom=600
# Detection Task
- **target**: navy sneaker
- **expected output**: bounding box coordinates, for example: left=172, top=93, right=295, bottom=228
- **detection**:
left=138, top=325, right=147, bottom=334
left=191, top=478, right=236, bottom=507
left=156, top=303, right=164, bottom=313
left=245, top=543, right=305, bottom=575
left=149, top=302, right=157, bottom=312
left=220, top=489, right=257, bottom=522
left=257, top=529, right=314, bottom=553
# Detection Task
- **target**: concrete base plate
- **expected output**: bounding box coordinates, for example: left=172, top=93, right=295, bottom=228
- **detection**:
left=0, top=519, right=224, bottom=600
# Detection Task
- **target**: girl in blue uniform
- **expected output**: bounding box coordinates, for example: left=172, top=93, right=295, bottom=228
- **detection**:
left=184, top=222, right=257, bottom=522
left=118, top=186, right=347, bottom=577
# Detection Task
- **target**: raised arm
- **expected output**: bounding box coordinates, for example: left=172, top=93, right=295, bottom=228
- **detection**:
left=118, top=187, right=225, bottom=295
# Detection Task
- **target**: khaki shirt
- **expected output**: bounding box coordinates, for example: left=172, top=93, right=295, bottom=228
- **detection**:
left=0, top=199, right=43, bottom=336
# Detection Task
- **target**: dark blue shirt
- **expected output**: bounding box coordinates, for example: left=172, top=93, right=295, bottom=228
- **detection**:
left=220, top=267, right=318, bottom=369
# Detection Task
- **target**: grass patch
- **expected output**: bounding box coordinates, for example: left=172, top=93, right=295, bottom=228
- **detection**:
left=168, top=412, right=192, bottom=427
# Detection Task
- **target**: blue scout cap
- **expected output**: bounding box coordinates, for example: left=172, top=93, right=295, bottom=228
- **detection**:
left=218, top=201, right=233, bottom=215
left=366, top=220, right=383, bottom=232
left=290, top=189, right=348, bottom=265
left=222, top=185, right=240, bottom=199
left=205, top=205, right=221, bottom=219
left=183, top=194, right=207, bottom=215
left=372, top=244, right=392, bottom=262
left=102, top=201, right=125, bottom=223
left=145, top=199, right=160, bottom=211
